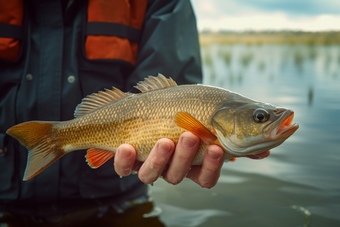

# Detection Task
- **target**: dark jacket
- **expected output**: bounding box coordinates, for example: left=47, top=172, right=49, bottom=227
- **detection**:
left=0, top=0, right=202, bottom=216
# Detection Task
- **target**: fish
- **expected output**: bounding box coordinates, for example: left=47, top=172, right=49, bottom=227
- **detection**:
left=6, top=74, right=299, bottom=181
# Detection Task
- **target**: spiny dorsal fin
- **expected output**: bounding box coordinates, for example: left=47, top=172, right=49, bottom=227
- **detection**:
left=134, top=73, right=177, bottom=93
left=74, top=87, right=129, bottom=118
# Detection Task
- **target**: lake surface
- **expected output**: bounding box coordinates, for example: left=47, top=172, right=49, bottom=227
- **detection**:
left=150, top=44, right=340, bottom=227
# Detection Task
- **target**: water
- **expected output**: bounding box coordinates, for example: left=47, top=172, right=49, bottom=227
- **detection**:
left=150, top=44, right=340, bottom=226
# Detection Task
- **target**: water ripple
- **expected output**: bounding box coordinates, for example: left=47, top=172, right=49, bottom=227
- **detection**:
left=158, top=204, right=231, bottom=227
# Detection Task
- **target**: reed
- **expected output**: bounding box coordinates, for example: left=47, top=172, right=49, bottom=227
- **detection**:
left=199, top=31, right=340, bottom=46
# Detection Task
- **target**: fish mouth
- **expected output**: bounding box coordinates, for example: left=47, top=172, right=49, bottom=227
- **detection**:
left=267, top=109, right=299, bottom=139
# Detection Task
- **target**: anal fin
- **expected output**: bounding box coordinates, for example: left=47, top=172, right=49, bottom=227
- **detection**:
left=86, top=148, right=115, bottom=169
left=174, top=112, right=217, bottom=144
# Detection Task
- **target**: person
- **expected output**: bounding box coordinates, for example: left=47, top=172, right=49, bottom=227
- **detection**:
left=0, top=0, right=226, bottom=226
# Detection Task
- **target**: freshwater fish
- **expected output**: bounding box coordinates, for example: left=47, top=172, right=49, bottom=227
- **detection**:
left=7, top=74, right=299, bottom=181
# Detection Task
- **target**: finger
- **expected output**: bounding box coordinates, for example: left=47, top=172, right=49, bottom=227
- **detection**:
left=186, top=144, right=224, bottom=189
left=138, top=138, right=175, bottom=184
left=114, top=144, right=136, bottom=176
left=246, top=150, right=270, bottom=159
left=164, top=132, right=200, bottom=185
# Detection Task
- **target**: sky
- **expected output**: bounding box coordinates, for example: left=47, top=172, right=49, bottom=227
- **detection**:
left=191, top=0, right=340, bottom=31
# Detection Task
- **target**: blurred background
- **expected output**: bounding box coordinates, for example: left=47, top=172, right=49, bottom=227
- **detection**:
left=150, top=1, right=340, bottom=226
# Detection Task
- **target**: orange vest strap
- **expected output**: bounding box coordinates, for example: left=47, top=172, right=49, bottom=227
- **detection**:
left=86, top=22, right=141, bottom=42
left=0, top=24, right=24, bottom=39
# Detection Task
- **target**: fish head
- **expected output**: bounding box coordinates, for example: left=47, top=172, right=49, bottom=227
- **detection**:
left=211, top=101, right=299, bottom=156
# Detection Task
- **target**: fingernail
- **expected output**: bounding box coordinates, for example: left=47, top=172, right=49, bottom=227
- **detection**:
left=182, top=137, right=196, bottom=148
left=117, top=147, right=132, bottom=158
left=158, top=143, right=171, bottom=153
left=208, top=150, right=221, bottom=161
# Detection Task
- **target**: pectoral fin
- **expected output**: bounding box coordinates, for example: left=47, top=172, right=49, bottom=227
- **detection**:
left=174, top=112, right=217, bottom=144
left=86, top=148, right=115, bottom=169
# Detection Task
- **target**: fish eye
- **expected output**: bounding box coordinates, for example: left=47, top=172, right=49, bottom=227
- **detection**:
left=253, top=108, right=270, bottom=123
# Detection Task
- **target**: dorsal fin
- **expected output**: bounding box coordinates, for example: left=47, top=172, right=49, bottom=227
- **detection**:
left=74, top=87, right=129, bottom=118
left=134, top=73, right=177, bottom=93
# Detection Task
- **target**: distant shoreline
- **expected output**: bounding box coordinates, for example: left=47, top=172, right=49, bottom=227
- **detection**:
left=199, top=31, right=340, bottom=45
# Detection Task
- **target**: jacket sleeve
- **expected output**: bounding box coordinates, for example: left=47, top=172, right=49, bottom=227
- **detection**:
left=125, top=0, right=202, bottom=90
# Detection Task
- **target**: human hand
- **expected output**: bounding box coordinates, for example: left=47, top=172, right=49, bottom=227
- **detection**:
left=114, top=132, right=269, bottom=188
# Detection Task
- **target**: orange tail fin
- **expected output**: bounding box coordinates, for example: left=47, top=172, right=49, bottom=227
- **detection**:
left=6, top=121, right=66, bottom=181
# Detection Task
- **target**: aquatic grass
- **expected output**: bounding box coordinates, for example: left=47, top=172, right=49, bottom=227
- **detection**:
left=294, top=50, right=304, bottom=72
left=199, top=31, right=340, bottom=46
left=258, top=61, right=266, bottom=71
left=237, top=71, right=243, bottom=85
left=219, top=51, right=232, bottom=67
left=228, top=69, right=234, bottom=86
left=202, top=49, right=213, bottom=69
left=308, top=47, right=318, bottom=60
left=324, top=53, right=332, bottom=73
left=308, top=86, right=314, bottom=107
left=240, top=52, right=253, bottom=67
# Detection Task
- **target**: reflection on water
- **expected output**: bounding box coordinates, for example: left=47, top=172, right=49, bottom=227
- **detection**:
left=308, top=87, right=314, bottom=107
left=294, top=50, right=304, bottom=72
left=158, top=204, right=230, bottom=227
left=151, top=44, right=340, bottom=227
left=291, top=205, right=311, bottom=227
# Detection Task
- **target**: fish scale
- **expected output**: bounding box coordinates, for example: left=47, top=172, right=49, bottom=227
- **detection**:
left=6, top=74, right=298, bottom=181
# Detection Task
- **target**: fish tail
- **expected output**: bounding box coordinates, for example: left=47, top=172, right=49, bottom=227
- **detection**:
left=6, top=121, right=66, bottom=181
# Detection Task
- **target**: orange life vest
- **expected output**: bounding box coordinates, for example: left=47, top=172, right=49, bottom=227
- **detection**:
left=0, top=0, right=24, bottom=61
left=0, top=0, right=147, bottom=65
